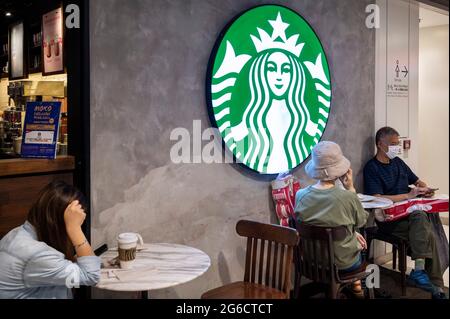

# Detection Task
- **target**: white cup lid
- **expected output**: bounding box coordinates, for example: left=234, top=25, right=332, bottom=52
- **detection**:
left=117, top=233, right=138, bottom=244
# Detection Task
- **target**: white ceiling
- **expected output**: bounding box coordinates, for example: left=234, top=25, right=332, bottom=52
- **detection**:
left=419, top=6, right=449, bottom=28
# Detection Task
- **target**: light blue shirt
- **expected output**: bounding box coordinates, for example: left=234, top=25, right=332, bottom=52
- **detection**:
left=0, top=221, right=101, bottom=299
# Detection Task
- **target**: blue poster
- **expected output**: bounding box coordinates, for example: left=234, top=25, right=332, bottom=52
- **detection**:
left=21, top=101, right=61, bottom=159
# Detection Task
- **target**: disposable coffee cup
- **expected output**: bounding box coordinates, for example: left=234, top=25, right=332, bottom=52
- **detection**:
left=117, top=233, right=144, bottom=269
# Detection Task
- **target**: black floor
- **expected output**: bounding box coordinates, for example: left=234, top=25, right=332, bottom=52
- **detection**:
left=377, top=266, right=448, bottom=299
left=297, top=266, right=449, bottom=299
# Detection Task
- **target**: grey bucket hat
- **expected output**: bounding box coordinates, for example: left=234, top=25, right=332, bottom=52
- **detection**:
left=305, top=141, right=351, bottom=181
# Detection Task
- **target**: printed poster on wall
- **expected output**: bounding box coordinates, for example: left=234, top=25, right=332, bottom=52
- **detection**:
left=42, top=7, right=64, bottom=75
left=21, top=101, right=61, bottom=159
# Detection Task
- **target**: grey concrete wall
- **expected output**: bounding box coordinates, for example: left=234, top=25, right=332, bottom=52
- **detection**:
left=90, top=0, right=375, bottom=298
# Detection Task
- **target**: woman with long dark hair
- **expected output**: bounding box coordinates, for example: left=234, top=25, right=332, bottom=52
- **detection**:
left=0, top=181, right=100, bottom=298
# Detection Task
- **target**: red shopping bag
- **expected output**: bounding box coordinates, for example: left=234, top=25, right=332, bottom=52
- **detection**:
left=271, top=174, right=301, bottom=226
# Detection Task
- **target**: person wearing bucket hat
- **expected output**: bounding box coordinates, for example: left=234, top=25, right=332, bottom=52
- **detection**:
left=295, top=141, right=369, bottom=298
left=304, top=141, right=352, bottom=182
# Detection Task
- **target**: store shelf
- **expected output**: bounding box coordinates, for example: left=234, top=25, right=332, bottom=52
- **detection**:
left=28, top=67, right=42, bottom=74
left=0, top=155, right=75, bottom=177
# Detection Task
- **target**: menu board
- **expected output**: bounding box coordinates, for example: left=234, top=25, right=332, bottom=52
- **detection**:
left=21, top=101, right=61, bottom=159
left=42, top=7, right=64, bottom=75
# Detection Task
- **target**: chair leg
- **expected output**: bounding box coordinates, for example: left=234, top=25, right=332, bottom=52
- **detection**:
left=368, top=287, right=375, bottom=299
left=366, top=237, right=374, bottom=263
left=328, top=282, right=341, bottom=299
left=393, top=246, right=397, bottom=270
left=293, top=271, right=301, bottom=299
left=399, top=243, right=407, bottom=296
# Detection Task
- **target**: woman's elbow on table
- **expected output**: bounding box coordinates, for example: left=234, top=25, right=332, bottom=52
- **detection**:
left=76, top=256, right=101, bottom=286
left=82, top=271, right=100, bottom=286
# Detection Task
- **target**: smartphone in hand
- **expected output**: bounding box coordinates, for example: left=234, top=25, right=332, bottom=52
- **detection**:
left=423, top=188, right=439, bottom=198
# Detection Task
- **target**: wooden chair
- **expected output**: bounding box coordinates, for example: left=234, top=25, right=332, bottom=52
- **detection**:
left=365, top=226, right=409, bottom=296
left=289, top=217, right=374, bottom=299
left=201, top=219, right=299, bottom=299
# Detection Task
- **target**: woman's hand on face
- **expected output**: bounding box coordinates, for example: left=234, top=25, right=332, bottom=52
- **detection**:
left=340, top=168, right=355, bottom=191
left=64, top=200, right=86, bottom=230
left=355, top=231, right=367, bottom=250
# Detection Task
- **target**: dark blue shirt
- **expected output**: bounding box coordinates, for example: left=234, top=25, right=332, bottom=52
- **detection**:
left=363, top=157, right=419, bottom=196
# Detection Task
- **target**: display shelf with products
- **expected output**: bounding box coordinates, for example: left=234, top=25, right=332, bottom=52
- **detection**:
left=28, top=20, right=42, bottom=74
left=0, top=34, right=8, bottom=78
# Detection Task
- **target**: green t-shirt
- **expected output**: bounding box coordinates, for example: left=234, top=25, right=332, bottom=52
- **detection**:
left=294, top=186, right=369, bottom=269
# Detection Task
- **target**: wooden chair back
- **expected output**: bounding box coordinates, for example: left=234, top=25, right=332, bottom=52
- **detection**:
left=236, top=220, right=299, bottom=296
left=290, top=217, right=347, bottom=283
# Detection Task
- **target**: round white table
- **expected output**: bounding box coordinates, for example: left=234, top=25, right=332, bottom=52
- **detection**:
left=359, top=194, right=393, bottom=210
left=359, top=195, right=393, bottom=228
left=96, top=243, right=211, bottom=298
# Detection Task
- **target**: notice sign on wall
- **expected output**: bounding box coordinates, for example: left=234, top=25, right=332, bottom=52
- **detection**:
left=21, top=101, right=61, bottom=159
left=42, top=7, right=64, bottom=75
left=387, top=59, right=409, bottom=98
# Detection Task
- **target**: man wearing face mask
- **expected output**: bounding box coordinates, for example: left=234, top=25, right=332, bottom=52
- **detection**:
left=363, top=126, right=448, bottom=299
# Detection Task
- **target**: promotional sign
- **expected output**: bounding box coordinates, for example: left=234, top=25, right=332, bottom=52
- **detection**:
left=42, top=6, right=64, bottom=75
left=206, top=5, right=332, bottom=174
left=21, top=101, right=61, bottom=159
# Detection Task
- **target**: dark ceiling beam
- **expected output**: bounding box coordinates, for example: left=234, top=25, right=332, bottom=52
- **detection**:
left=0, top=0, right=62, bottom=30
left=418, top=0, right=449, bottom=11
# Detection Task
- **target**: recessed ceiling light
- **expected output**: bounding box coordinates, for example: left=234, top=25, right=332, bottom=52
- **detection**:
left=5, top=12, right=12, bottom=17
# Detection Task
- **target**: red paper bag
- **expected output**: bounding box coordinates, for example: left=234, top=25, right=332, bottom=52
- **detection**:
left=271, top=174, right=301, bottom=226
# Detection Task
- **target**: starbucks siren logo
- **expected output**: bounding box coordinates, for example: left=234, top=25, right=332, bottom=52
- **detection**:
left=207, top=5, right=331, bottom=174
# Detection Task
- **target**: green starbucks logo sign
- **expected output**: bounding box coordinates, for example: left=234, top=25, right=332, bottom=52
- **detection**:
left=206, top=5, right=332, bottom=174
